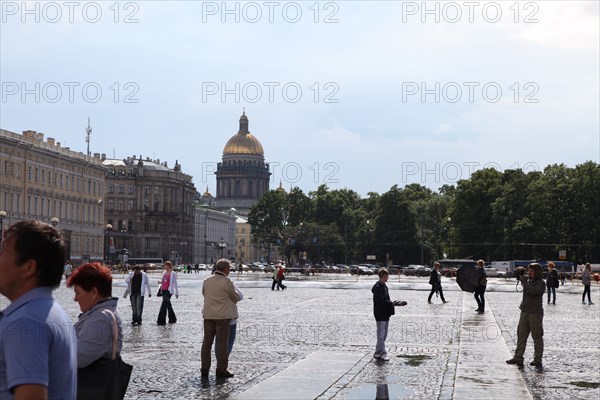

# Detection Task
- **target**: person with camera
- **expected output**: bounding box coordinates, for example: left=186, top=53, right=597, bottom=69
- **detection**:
left=506, top=263, right=546, bottom=368
left=546, top=261, right=559, bottom=305
left=372, top=268, right=407, bottom=361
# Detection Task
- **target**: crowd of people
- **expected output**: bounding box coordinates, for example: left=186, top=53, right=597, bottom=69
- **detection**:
left=1, top=219, right=597, bottom=399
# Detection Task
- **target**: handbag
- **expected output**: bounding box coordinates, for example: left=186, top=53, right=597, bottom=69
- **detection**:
left=77, top=311, right=133, bottom=400
left=157, top=288, right=163, bottom=297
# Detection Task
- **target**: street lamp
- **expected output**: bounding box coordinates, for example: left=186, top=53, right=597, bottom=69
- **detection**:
left=0, top=210, right=7, bottom=243
left=204, top=234, right=208, bottom=264
left=50, top=217, right=59, bottom=228
left=105, top=224, right=113, bottom=264
left=218, top=237, right=227, bottom=259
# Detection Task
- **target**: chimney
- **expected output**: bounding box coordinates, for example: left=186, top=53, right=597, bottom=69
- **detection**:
left=36, top=132, right=44, bottom=141
left=47, top=137, right=55, bottom=145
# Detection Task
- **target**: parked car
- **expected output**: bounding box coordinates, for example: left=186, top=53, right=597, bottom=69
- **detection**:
left=484, top=267, right=506, bottom=278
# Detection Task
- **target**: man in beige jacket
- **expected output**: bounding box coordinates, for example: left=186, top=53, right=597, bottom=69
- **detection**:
left=201, top=259, right=241, bottom=379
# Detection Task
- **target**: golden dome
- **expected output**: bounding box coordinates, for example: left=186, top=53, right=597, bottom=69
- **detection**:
left=275, top=180, right=287, bottom=193
left=223, top=112, right=264, bottom=156
left=202, top=186, right=213, bottom=197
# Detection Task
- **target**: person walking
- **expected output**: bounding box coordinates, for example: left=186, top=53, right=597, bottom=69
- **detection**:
left=428, top=262, right=448, bottom=304
left=64, top=260, right=73, bottom=281
left=157, top=261, right=179, bottom=325
left=0, top=220, right=77, bottom=400
left=125, top=265, right=152, bottom=325
left=201, top=259, right=241, bottom=379
left=276, top=264, right=287, bottom=291
left=372, top=268, right=407, bottom=361
left=546, top=261, right=559, bottom=305
left=474, top=259, right=487, bottom=312
left=506, top=263, right=546, bottom=367
left=271, top=266, right=278, bottom=290
left=582, top=263, right=594, bottom=305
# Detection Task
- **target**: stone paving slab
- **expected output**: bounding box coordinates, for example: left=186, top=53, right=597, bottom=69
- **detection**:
left=234, top=350, right=363, bottom=399
left=453, top=297, right=533, bottom=399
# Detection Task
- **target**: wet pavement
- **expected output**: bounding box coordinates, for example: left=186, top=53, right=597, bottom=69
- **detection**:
left=5, top=272, right=598, bottom=399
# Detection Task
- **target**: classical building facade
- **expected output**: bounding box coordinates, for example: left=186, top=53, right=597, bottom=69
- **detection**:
left=0, top=129, right=106, bottom=263
left=215, top=112, right=271, bottom=215
left=193, top=204, right=236, bottom=265
left=103, top=155, right=196, bottom=265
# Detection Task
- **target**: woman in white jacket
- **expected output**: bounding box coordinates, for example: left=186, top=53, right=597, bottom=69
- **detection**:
left=157, top=261, right=179, bottom=325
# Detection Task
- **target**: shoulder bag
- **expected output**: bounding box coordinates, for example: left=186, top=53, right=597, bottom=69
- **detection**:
left=77, top=310, right=133, bottom=400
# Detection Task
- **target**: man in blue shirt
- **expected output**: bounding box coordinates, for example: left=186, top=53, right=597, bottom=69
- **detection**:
left=0, top=220, right=77, bottom=400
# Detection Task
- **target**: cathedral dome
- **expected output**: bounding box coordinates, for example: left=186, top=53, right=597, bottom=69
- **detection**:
left=223, top=112, right=264, bottom=156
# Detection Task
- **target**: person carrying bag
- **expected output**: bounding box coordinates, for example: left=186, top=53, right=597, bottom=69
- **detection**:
left=77, top=310, right=133, bottom=400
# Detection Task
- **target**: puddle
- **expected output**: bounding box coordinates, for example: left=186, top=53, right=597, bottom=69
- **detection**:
left=396, top=354, right=432, bottom=366
left=569, top=381, right=600, bottom=389
left=346, top=384, right=412, bottom=399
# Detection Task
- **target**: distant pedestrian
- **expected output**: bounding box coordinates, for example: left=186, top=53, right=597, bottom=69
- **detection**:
left=276, top=264, right=287, bottom=290
left=506, top=263, right=545, bottom=367
left=157, top=261, right=179, bottom=325
left=372, top=268, right=407, bottom=361
left=124, top=265, right=152, bottom=325
left=271, top=266, right=278, bottom=290
left=546, top=261, right=559, bottom=305
left=560, top=270, right=566, bottom=286
left=0, top=220, right=77, bottom=400
left=428, top=262, right=448, bottom=304
left=582, top=263, right=594, bottom=305
left=474, top=259, right=487, bottom=312
left=201, top=259, right=241, bottom=379
left=64, top=260, right=73, bottom=280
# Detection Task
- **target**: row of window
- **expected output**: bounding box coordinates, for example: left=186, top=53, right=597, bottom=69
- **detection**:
left=26, top=165, right=102, bottom=195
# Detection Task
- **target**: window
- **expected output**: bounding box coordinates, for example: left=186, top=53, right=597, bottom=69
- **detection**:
left=108, top=184, right=114, bottom=194
left=144, top=186, right=150, bottom=195
left=119, top=185, right=125, bottom=194
left=154, top=187, right=159, bottom=195
left=128, top=185, right=134, bottom=194
left=108, top=200, right=114, bottom=210
left=117, top=201, right=124, bottom=211
left=128, top=200, right=134, bottom=210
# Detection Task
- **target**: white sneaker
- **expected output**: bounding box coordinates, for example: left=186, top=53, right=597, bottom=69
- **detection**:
left=381, top=355, right=390, bottom=361
left=373, top=354, right=381, bottom=359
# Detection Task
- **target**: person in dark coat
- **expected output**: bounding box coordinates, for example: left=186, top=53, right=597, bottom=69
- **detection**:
left=506, top=263, right=546, bottom=367
left=372, top=268, right=406, bottom=361
left=545, top=261, right=559, bottom=305
left=428, top=262, right=448, bottom=304
left=474, top=259, right=487, bottom=312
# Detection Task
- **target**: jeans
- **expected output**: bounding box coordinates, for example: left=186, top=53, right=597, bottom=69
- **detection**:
left=130, top=293, right=145, bottom=323
left=583, top=285, right=592, bottom=303
left=157, top=290, right=176, bottom=324
left=374, top=320, right=389, bottom=357
left=228, top=323, right=237, bottom=354
left=547, top=285, right=556, bottom=303
left=474, top=287, right=486, bottom=311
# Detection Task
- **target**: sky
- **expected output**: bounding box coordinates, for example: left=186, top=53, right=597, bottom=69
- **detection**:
left=1, top=0, right=599, bottom=197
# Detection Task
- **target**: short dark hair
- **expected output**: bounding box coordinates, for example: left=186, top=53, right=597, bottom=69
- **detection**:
left=4, top=220, right=65, bottom=288
left=67, top=262, right=113, bottom=297
left=528, top=263, right=544, bottom=280
left=215, top=259, right=231, bottom=271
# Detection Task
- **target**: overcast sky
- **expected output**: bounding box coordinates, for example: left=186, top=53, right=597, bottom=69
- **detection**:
left=1, top=1, right=598, bottom=196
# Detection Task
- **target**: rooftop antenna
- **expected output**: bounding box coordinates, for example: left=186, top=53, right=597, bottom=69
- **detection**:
left=85, top=117, right=92, bottom=156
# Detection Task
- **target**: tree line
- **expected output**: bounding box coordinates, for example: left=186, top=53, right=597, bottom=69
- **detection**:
left=248, top=162, right=600, bottom=266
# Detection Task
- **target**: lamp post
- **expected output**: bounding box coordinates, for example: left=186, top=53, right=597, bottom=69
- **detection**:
left=204, top=234, right=208, bottom=264
left=105, top=224, right=113, bottom=264
left=218, top=237, right=227, bottom=259
left=0, top=210, right=6, bottom=243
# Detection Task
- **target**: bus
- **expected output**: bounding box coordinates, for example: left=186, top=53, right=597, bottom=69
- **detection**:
left=126, top=258, right=164, bottom=269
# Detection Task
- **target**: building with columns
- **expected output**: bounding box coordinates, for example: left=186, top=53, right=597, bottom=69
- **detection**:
left=215, top=112, right=271, bottom=215
left=0, top=129, right=106, bottom=264
left=103, top=155, right=196, bottom=265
